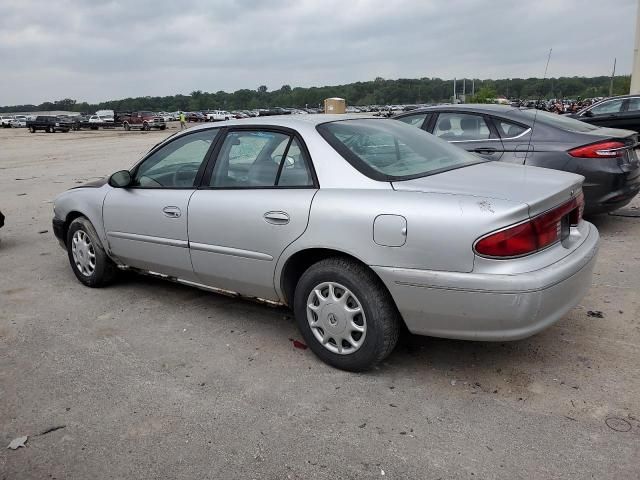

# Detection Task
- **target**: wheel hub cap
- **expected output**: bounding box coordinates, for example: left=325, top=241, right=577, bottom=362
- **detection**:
left=306, top=282, right=367, bottom=355
left=71, top=230, right=96, bottom=277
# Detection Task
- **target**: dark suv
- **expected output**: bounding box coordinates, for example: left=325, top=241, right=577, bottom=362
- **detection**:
left=27, top=116, right=71, bottom=133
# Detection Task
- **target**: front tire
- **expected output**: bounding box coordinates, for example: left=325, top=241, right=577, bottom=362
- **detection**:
left=66, top=217, right=118, bottom=287
left=293, top=257, right=400, bottom=371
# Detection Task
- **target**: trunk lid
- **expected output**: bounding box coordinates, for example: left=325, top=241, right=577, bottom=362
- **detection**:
left=392, top=161, right=583, bottom=217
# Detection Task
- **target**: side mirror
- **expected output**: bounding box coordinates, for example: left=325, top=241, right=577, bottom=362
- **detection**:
left=583, top=110, right=594, bottom=118
left=109, top=170, right=132, bottom=188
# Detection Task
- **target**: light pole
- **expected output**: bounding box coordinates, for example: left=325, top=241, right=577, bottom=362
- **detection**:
left=631, top=0, right=640, bottom=93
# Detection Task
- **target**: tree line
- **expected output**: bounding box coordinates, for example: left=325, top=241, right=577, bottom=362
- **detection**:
left=1, top=75, right=631, bottom=113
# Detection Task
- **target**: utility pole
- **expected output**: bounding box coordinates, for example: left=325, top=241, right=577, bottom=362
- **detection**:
left=462, top=78, right=466, bottom=103
left=631, top=0, right=640, bottom=93
left=472, top=79, right=475, bottom=97
left=609, top=58, right=617, bottom=97
left=453, top=78, right=456, bottom=103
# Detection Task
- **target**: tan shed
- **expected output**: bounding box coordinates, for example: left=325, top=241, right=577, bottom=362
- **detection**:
left=324, top=97, right=346, bottom=114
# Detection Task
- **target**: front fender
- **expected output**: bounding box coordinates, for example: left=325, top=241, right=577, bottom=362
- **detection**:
left=53, top=185, right=111, bottom=249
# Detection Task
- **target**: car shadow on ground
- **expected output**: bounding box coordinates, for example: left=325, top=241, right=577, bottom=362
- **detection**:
left=113, top=270, right=555, bottom=378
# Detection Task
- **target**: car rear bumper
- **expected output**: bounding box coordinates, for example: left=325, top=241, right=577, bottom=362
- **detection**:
left=372, top=222, right=599, bottom=341
left=582, top=159, right=640, bottom=214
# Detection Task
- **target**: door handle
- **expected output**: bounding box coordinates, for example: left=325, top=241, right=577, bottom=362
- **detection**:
left=473, top=147, right=497, bottom=154
left=264, top=211, right=290, bottom=225
left=162, top=206, right=182, bottom=218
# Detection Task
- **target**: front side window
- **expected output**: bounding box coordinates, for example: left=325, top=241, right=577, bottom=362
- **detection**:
left=433, top=113, right=491, bottom=141
left=317, top=118, right=485, bottom=181
left=397, top=113, right=428, bottom=128
left=589, top=98, right=624, bottom=115
left=210, top=130, right=314, bottom=188
left=134, top=129, right=219, bottom=188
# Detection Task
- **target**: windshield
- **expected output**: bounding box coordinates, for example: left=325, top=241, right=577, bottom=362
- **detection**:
left=317, top=118, right=485, bottom=180
left=518, top=109, right=599, bottom=133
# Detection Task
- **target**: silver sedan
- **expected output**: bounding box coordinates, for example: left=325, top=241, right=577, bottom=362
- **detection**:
left=52, top=116, right=600, bottom=371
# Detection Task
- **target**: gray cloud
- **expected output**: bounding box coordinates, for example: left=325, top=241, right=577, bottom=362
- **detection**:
left=0, top=0, right=635, bottom=105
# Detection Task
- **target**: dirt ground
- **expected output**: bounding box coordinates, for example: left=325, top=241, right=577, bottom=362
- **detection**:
left=1, top=123, right=639, bottom=479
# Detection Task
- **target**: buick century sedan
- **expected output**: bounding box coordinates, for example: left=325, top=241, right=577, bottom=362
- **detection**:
left=52, top=116, right=600, bottom=371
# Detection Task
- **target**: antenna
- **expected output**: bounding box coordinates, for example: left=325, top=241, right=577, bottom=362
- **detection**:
left=526, top=48, right=553, bottom=160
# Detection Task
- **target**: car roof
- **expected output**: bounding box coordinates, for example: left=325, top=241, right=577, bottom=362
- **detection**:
left=184, top=113, right=375, bottom=132
left=404, top=104, right=523, bottom=115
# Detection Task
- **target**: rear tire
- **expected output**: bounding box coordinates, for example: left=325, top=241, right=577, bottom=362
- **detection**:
left=293, top=257, right=400, bottom=371
left=124, top=122, right=130, bottom=131
left=30, top=126, right=36, bottom=133
left=143, top=122, right=150, bottom=131
left=66, top=217, right=118, bottom=288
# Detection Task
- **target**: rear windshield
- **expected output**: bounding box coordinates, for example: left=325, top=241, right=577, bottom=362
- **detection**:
left=518, top=109, right=599, bottom=132
left=317, top=118, right=484, bottom=181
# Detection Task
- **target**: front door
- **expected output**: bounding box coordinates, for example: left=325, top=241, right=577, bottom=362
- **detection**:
left=581, top=97, right=625, bottom=129
left=103, top=128, right=220, bottom=279
left=188, top=128, right=317, bottom=300
left=430, top=112, right=504, bottom=161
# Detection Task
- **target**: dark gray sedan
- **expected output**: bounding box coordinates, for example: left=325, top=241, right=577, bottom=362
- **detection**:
left=395, top=105, right=640, bottom=214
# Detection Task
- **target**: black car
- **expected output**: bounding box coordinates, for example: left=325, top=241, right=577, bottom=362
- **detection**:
left=570, top=95, right=640, bottom=132
left=394, top=104, right=640, bottom=214
left=27, top=115, right=72, bottom=133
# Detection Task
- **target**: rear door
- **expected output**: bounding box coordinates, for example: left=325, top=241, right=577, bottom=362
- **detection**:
left=103, top=128, right=220, bottom=280
left=429, top=111, right=504, bottom=160
left=188, top=127, right=318, bottom=300
left=617, top=97, right=640, bottom=132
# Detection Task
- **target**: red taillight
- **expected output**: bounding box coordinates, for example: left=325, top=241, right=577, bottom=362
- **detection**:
left=568, top=141, right=625, bottom=158
left=474, top=193, right=583, bottom=258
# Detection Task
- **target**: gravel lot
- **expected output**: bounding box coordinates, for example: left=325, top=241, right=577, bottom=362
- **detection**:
left=1, top=124, right=639, bottom=479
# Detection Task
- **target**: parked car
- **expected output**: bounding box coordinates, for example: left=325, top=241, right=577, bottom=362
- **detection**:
left=88, top=115, right=114, bottom=124
left=118, top=111, right=166, bottom=131
left=394, top=104, right=640, bottom=214
left=0, top=210, right=4, bottom=229
left=569, top=95, right=640, bottom=132
left=1, top=116, right=14, bottom=128
left=203, top=110, right=231, bottom=122
left=27, top=115, right=72, bottom=133
left=186, top=112, right=207, bottom=122
left=51, top=116, right=599, bottom=371
left=10, top=116, right=27, bottom=128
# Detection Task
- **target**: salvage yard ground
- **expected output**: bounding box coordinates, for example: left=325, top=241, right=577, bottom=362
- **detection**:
left=1, top=124, right=639, bottom=479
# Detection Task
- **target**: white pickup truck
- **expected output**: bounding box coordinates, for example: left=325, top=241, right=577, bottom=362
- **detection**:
left=204, top=110, right=231, bottom=122
left=1, top=116, right=15, bottom=128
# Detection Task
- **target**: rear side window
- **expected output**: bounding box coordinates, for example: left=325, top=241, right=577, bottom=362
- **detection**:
left=494, top=119, right=528, bottom=138
left=433, top=113, right=491, bottom=141
left=626, top=97, right=640, bottom=112
left=317, top=118, right=484, bottom=181
left=397, top=113, right=428, bottom=128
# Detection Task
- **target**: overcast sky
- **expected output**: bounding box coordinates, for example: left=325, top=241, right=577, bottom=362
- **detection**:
left=0, top=0, right=636, bottom=105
